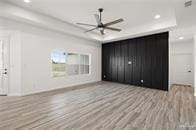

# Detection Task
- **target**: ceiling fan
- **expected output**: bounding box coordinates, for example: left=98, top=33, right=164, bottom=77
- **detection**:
left=76, top=8, right=124, bottom=35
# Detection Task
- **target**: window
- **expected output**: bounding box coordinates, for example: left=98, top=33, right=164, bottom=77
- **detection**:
left=51, top=50, right=66, bottom=77
left=80, top=54, right=90, bottom=74
left=67, top=53, right=80, bottom=76
left=51, top=50, right=90, bottom=77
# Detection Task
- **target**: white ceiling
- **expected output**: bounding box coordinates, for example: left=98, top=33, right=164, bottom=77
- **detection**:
left=2, top=0, right=196, bottom=42
left=170, top=0, right=196, bottom=42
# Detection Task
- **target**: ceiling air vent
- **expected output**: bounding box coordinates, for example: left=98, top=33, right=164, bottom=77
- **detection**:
left=185, top=0, right=192, bottom=7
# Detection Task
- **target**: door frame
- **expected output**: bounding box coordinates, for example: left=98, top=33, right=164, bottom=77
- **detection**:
left=0, top=36, right=10, bottom=96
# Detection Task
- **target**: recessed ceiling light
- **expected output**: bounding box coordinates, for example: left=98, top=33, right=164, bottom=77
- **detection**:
left=179, top=36, right=184, bottom=40
left=154, top=14, right=161, bottom=19
left=24, top=0, right=31, bottom=3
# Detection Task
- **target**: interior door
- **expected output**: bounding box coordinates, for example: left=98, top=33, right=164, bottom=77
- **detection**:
left=0, top=37, right=8, bottom=95
left=171, top=54, right=193, bottom=86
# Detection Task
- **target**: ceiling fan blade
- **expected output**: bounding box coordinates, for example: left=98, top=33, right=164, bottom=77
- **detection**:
left=104, top=27, right=121, bottom=32
left=104, top=18, right=124, bottom=26
left=94, top=14, right=102, bottom=25
left=77, top=23, right=97, bottom=27
left=84, top=27, right=98, bottom=33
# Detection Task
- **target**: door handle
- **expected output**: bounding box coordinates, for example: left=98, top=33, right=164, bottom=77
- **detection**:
left=0, top=68, right=7, bottom=71
left=3, top=72, right=7, bottom=74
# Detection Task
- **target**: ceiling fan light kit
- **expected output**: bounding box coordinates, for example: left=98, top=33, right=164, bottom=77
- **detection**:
left=77, top=8, right=124, bottom=35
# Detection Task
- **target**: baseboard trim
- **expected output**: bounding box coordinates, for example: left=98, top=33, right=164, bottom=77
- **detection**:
left=0, top=94, right=7, bottom=96
left=7, top=93, right=22, bottom=96
left=24, top=81, right=102, bottom=96
left=172, top=84, right=192, bottom=87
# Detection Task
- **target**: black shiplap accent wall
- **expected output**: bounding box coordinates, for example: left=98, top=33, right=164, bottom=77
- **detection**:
left=102, top=32, right=169, bottom=91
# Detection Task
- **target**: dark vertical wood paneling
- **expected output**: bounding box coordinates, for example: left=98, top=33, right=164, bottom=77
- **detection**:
left=111, top=43, right=118, bottom=82
left=151, top=36, right=162, bottom=89
left=140, top=38, right=146, bottom=87
left=115, top=43, right=121, bottom=82
left=158, top=34, right=169, bottom=91
left=102, top=32, right=169, bottom=91
left=105, top=44, right=110, bottom=80
left=102, top=44, right=109, bottom=80
left=125, top=39, right=136, bottom=84
left=110, top=44, right=116, bottom=82
left=133, top=39, right=142, bottom=86
left=143, top=36, right=153, bottom=88
left=102, top=44, right=106, bottom=80
left=118, top=42, right=126, bottom=83
left=108, top=44, right=113, bottom=81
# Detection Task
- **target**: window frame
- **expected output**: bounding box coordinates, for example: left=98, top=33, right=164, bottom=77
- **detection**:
left=78, top=54, right=91, bottom=75
left=51, top=50, right=91, bottom=78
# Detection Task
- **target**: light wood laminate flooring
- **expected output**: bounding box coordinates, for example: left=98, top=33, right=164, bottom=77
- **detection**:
left=0, top=82, right=196, bottom=130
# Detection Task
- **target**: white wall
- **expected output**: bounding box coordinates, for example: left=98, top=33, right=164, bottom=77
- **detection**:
left=194, top=35, right=196, bottom=96
left=170, top=40, right=193, bottom=54
left=1, top=18, right=101, bottom=96
left=170, top=39, right=194, bottom=87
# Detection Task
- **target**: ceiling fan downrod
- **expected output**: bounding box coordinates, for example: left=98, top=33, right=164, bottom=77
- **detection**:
left=98, top=8, right=103, bottom=23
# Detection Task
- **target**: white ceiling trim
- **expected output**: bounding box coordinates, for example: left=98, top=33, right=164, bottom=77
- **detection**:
left=103, top=19, right=177, bottom=43
left=0, top=1, right=101, bottom=42
left=2, top=1, right=192, bottom=43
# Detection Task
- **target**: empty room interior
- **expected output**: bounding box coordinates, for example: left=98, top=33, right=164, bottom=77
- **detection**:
left=0, top=0, right=196, bottom=129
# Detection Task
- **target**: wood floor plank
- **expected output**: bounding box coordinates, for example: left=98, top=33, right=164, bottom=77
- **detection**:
left=0, top=82, right=195, bottom=130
